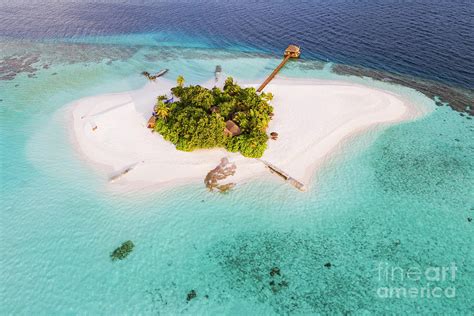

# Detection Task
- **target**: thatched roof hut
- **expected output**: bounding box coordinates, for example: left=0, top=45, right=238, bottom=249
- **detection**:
left=224, top=120, right=241, bottom=137
left=284, top=45, right=301, bottom=58
left=147, top=116, right=157, bottom=129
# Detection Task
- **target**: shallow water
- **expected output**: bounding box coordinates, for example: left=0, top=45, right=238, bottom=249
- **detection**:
left=1, top=2, right=473, bottom=314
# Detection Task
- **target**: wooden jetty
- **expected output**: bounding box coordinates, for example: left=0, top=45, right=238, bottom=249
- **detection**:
left=257, top=45, right=301, bottom=92
left=259, top=159, right=306, bottom=191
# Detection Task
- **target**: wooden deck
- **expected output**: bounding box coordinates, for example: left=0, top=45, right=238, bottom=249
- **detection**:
left=258, top=159, right=306, bottom=191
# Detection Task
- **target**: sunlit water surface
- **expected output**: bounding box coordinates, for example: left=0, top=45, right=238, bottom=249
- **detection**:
left=1, top=1, right=473, bottom=314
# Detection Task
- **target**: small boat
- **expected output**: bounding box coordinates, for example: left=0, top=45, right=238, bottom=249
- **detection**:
left=154, top=69, right=168, bottom=78
left=142, top=69, right=168, bottom=81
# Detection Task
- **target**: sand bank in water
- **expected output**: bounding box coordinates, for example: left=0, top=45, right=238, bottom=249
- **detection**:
left=70, top=77, right=429, bottom=191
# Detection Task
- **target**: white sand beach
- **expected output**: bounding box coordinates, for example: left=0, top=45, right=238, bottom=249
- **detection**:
left=70, top=77, right=428, bottom=191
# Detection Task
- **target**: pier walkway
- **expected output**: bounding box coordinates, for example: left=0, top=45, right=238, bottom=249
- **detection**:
left=258, top=159, right=306, bottom=191
left=257, top=45, right=301, bottom=92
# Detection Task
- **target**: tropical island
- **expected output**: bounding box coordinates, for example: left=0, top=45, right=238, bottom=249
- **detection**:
left=150, top=76, right=274, bottom=158
left=70, top=45, right=430, bottom=191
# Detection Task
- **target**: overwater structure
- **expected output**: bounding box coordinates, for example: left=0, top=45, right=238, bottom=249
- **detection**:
left=257, top=45, right=301, bottom=92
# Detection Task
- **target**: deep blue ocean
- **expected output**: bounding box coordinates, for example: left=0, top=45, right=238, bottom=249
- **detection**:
left=1, top=1, right=473, bottom=314
left=2, top=0, right=473, bottom=88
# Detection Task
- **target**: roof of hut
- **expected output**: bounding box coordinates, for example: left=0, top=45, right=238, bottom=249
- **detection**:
left=224, top=120, right=241, bottom=136
left=286, top=45, right=300, bottom=53
left=284, top=45, right=301, bottom=58
left=147, top=115, right=157, bottom=128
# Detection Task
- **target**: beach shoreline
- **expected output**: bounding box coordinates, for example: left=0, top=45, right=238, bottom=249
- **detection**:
left=68, top=76, right=431, bottom=192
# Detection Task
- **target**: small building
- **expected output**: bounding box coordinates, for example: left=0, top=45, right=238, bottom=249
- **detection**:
left=284, top=45, right=301, bottom=58
left=224, top=120, right=241, bottom=137
left=147, top=116, right=157, bottom=129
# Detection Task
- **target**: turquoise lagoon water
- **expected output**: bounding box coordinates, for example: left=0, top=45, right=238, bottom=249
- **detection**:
left=1, top=35, right=473, bottom=314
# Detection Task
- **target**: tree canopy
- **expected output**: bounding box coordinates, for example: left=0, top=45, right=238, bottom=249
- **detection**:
left=153, top=77, right=274, bottom=158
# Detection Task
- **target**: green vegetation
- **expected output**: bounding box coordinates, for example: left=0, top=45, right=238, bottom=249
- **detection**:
left=153, top=77, right=274, bottom=158
left=155, top=95, right=170, bottom=120
left=110, top=240, right=135, bottom=261
left=176, top=75, right=185, bottom=87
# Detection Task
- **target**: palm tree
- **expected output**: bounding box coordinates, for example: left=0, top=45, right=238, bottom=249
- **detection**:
left=262, top=92, right=274, bottom=102
left=155, top=104, right=170, bottom=120
left=157, top=95, right=167, bottom=102
left=155, top=100, right=170, bottom=120
left=177, top=75, right=185, bottom=87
